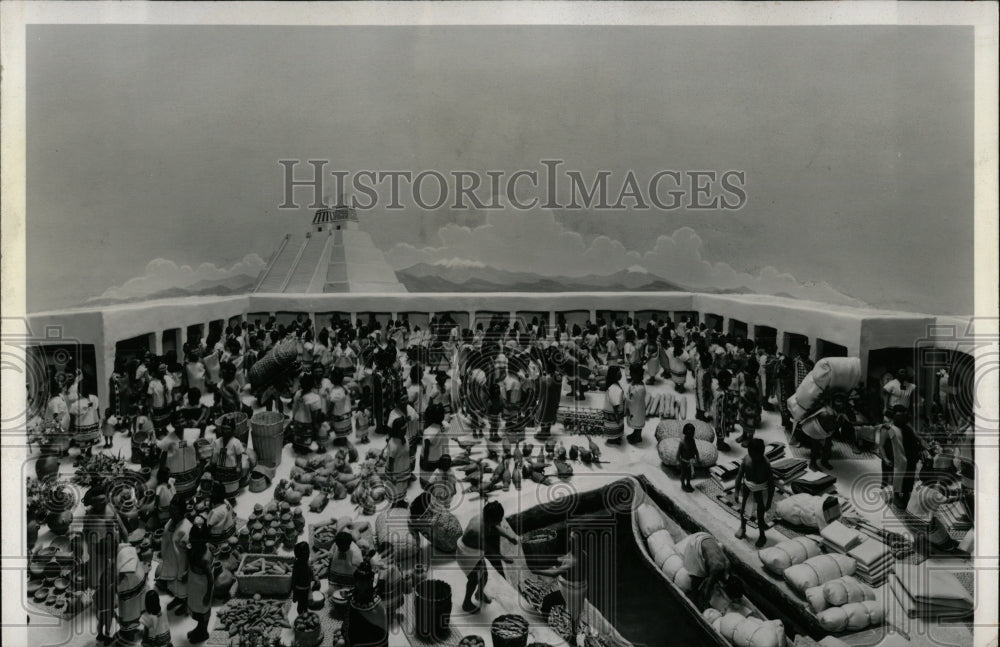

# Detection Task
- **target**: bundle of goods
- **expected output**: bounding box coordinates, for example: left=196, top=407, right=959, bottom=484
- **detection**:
left=293, top=611, right=324, bottom=647
left=819, top=521, right=864, bottom=555
left=655, top=419, right=714, bottom=443
left=645, top=391, right=685, bottom=419
left=221, top=626, right=283, bottom=647
left=709, top=460, right=741, bottom=494
left=635, top=502, right=669, bottom=538
left=235, top=555, right=296, bottom=596
left=786, top=357, right=861, bottom=422
left=889, top=565, right=973, bottom=619
left=764, top=442, right=786, bottom=462
left=651, top=533, right=698, bottom=593
left=841, top=517, right=914, bottom=561
left=556, top=407, right=604, bottom=435
left=758, top=537, right=823, bottom=576
left=770, top=457, right=809, bottom=483
left=289, top=450, right=361, bottom=500
left=215, top=596, right=290, bottom=635
left=846, top=539, right=894, bottom=587
left=658, top=437, right=718, bottom=468
left=703, top=611, right=785, bottom=647
left=374, top=507, right=422, bottom=564
left=773, top=494, right=841, bottom=530
left=247, top=338, right=300, bottom=387
left=790, top=470, right=838, bottom=496
left=784, top=554, right=857, bottom=597
left=491, top=614, right=530, bottom=647
left=804, top=576, right=875, bottom=614
left=815, top=600, right=885, bottom=633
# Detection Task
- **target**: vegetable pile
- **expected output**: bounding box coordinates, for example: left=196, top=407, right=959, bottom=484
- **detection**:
left=459, top=636, right=486, bottom=647
left=240, top=557, right=291, bottom=576
left=492, top=614, right=529, bottom=639
left=216, top=596, right=290, bottom=634
left=293, top=610, right=321, bottom=633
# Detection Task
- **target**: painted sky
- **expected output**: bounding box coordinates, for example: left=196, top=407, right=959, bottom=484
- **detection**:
left=27, top=25, right=974, bottom=314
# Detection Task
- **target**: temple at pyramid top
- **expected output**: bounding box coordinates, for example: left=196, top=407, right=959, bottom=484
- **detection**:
left=253, top=200, right=407, bottom=294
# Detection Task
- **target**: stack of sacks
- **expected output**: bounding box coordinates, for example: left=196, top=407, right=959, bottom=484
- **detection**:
left=787, top=358, right=861, bottom=422
left=774, top=494, right=841, bottom=530
left=804, top=575, right=875, bottom=613
left=636, top=502, right=670, bottom=538
left=819, top=521, right=864, bottom=554
left=653, top=532, right=695, bottom=592
left=758, top=537, right=822, bottom=576
left=816, top=600, right=885, bottom=633
left=706, top=611, right=785, bottom=647
left=784, top=554, right=857, bottom=596
left=658, top=437, right=718, bottom=468
left=847, top=539, right=894, bottom=587
left=655, top=419, right=715, bottom=443
left=890, top=564, right=974, bottom=619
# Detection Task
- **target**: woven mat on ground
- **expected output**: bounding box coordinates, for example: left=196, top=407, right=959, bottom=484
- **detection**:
left=398, top=591, right=464, bottom=647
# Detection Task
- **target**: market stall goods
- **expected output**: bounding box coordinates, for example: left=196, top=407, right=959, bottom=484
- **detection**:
left=708, top=612, right=786, bottom=647
left=657, top=437, right=718, bottom=468
left=784, top=554, right=857, bottom=597
left=815, top=600, right=885, bottom=633
left=758, top=537, right=823, bottom=576
left=804, top=576, right=875, bottom=614
left=235, top=555, right=296, bottom=597
left=654, top=419, right=715, bottom=443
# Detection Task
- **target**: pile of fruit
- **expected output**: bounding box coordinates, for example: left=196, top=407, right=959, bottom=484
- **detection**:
left=293, top=611, right=321, bottom=633
left=459, top=636, right=486, bottom=647
left=240, top=557, right=291, bottom=576
left=216, top=596, right=290, bottom=634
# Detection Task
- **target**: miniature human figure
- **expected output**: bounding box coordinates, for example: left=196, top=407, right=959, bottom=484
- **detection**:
left=139, top=590, right=172, bottom=647
left=456, top=501, right=519, bottom=612
left=625, top=363, right=647, bottom=445
left=734, top=438, right=775, bottom=547
left=602, top=365, right=625, bottom=446
left=291, top=541, right=319, bottom=615
left=678, top=423, right=700, bottom=492
left=713, top=370, right=738, bottom=451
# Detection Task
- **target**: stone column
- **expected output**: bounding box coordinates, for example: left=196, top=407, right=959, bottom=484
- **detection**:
left=149, top=332, right=163, bottom=356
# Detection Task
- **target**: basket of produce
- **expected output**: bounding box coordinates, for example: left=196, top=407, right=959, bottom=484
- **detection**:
left=293, top=610, right=324, bottom=647
left=460, top=636, right=486, bottom=647
left=235, top=554, right=296, bottom=597
left=216, top=597, right=290, bottom=638
left=520, top=528, right=563, bottom=573
left=491, top=614, right=529, bottom=647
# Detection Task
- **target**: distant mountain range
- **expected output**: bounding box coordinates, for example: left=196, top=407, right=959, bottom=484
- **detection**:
left=83, top=262, right=755, bottom=307
left=85, top=275, right=257, bottom=307
left=396, top=263, right=752, bottom=295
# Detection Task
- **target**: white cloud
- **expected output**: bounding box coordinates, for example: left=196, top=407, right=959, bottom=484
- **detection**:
left=432, top=257, right=487, bottom=269
left=92, top=253, right=266, bottom=301
left=386, top=206, right=866, bottom=307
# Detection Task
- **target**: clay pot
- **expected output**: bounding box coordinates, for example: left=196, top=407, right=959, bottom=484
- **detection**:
left=47, top=510, right=73, bottom=536
left=35, top=456, right=61, bottom=482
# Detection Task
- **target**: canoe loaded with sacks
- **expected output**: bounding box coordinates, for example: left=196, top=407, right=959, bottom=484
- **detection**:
left=630, top=481, right=788, bottom=647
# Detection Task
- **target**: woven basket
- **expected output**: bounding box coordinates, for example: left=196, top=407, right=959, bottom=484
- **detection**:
left=654, top=419, right=715, bottom=443
left=215, top=412, right=250, bottom=445
left=235, top=554, right=295, bottom=596
left=248, top=472, right=269, bottom=493
left=657, top=437, right=718, bottom=468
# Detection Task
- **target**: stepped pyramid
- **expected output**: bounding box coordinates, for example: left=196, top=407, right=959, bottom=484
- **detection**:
left=253, top=200, right=407, bottom=293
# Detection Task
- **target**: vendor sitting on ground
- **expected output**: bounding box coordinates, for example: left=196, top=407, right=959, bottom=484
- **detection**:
left=537, top=529, right=589, bottom=633
left=329, top=530, right=365, bottom=587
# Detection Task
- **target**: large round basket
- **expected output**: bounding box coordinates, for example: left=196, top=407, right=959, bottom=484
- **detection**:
left=654, top=419, right=715, bottom=443
left=414, top=579, right=453, bottom=642
left=657, top=437, right=718, bottom=468
left=215, top=412, right=250, bottom=445
left=250, top=411, right=286, bottom=468
left=491, top=614, right=529, bottom=647
left=520, top=528, right=563, bottom=573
